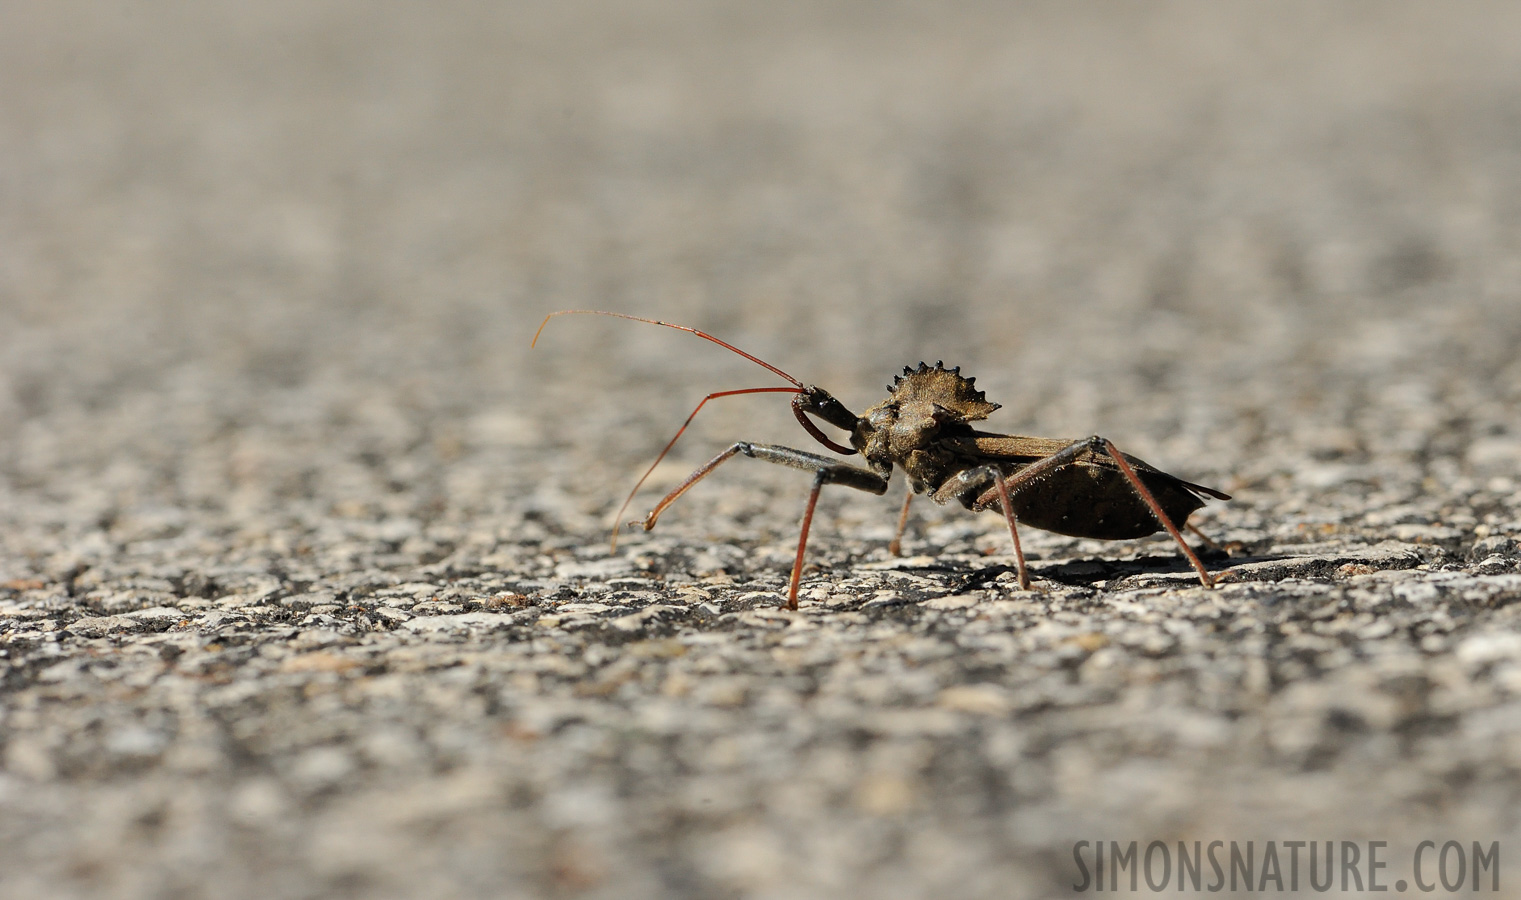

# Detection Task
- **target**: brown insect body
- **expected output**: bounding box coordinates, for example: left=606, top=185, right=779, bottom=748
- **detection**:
left=533, top=311, right=1230, bottom=609
left=852, top=362, right=1216, bottom=541
left=855, top=362, right=999, bottom=493
left=961, top=445, right=1208, bottom=541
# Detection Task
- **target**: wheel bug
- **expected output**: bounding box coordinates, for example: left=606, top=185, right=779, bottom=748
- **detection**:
left=533, top=310, right=1231, bottom=609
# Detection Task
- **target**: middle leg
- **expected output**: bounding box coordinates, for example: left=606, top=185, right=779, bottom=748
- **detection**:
left=930, top=465, right=1033, bottom=587
left=888, top=489, right=914, bottom=556
left=966, top=437, right=1215, bottom=587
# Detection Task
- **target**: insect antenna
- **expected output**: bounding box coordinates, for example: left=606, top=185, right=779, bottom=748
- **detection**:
left=609, top=386, right=802, bottom=549
left=533, top=310, right=809, bottom=548
left=532, top=310, right=805, bottom=387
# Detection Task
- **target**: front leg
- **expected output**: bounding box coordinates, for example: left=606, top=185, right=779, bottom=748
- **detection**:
left=634, top=442, right=889, bottom=609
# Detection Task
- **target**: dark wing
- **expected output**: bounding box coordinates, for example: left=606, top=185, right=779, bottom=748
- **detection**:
left=931, top=431, right=1228, bottom=538
left=948, top=432, right=1230, bottom=500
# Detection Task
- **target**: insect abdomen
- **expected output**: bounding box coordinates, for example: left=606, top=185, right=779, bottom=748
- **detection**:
left=1005, top=465, right=1205, bottom=539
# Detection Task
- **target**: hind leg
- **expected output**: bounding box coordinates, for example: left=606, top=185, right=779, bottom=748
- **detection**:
left=965, top=437, right=1216, bottom=588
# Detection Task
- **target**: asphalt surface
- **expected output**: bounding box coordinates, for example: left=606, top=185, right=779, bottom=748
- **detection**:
left=4, top=3, right=1521, bottom=898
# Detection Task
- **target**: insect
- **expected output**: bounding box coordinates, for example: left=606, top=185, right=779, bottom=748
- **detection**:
left=533, top=310, right=1230, bottom=609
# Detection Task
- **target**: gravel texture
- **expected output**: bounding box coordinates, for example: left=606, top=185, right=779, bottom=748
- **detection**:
left=5, top=3, right=1521, bottom=898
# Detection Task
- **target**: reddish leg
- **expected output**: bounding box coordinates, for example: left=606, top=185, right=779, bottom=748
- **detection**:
left=631, top=441, right=889, bottom=609
left=789, top=472, right=827, bottom=609
left=888, top=490, right=914, bottom=556
left=992, top=469, right=1031, bottom=589
left=1098, top=438, right=1213, bottom=587
left=969, top=437, right=1216, bottom=588
left=609, top=386, right=803, bottom=549
left=1186, top=522, right=1236, bottom=556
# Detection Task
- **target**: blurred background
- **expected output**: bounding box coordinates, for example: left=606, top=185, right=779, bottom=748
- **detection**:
left=5, top=1, right=1521, bottom=897
left=6, top=0, right=1521, bottom=536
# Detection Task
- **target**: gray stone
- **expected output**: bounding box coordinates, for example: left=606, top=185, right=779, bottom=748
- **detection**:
left=62, top=615, right=143, bottom=637
left=397, top=613, right=508, bottom=633
left=124, top=607, right=187, bottom=626
left=6, top=5, right=1521, bottom=899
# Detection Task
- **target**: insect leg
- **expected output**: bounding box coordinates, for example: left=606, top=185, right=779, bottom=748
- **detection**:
left=1186, top=522, right=1233, bottom=554
left=1094, top=438, right=1214, bottom=587
left=631, top=442, right=889, bottom=609
left=790, top=471, right=827, bottom=608
left=609, top=386, right=804, bottom=549
left=967, top=437, right=1215, bottom=587
left=888, top=489, right=914, bottom=556
left=991, top=469, right=1032, bottom=589
left=938, top=466, right=1033, bottom=587
left=961, top=441, right=1093, bottom=509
